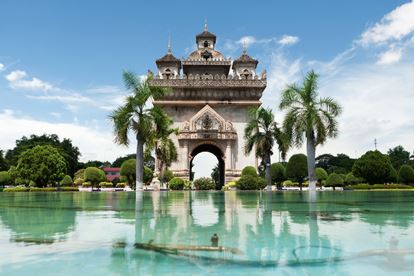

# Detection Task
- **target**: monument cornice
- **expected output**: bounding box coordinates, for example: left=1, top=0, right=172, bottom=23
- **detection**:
left=153, top=100, right=261, bottom=106
left=150, top=78, right=266, bottom=89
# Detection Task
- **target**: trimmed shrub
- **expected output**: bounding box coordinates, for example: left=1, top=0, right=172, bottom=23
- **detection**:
left=116, top=183, right=126, bottom=188
left=241, top=166, right=258, bottom=177
left=3, top=187, right=30, bottom=192
left=227, top=181, right=236, bottom=188
left=398, top=165, right=414, bottom=185
left=286, top=154, right=308, bottom=190
left=0, top=171, right=11, bottom=187
left=315, top=168, right=328, bottom=186
left=144, top=166, right=153, bottom=185
left=236, top=175, right=265, bottom=190
left=325, top=173, right=344, bottom=190
left=352, top=151, right=394, bottom=184
left=256, top=177, right=267, bottom=190
left=74, top=169, right=85, bottom=181
left=184, top=180, right=192, bottom=190
left=161, top=170, right=174, bottom=183
left=84, top=167, right=106, bottom=187
left=74, top=178, right=84, bottom=186
left=282, top=180, right=294, bottom=187
left=120, top=159, right=136, bottom=188
left=30, top=187, right=57, bottom=192
left=271, top=163, right=285, bottom=187
left=60, top=175, right=73, bottom=186
left=344, top=173, right=361, bottom=185
left=82, top=182, right=92, bottom=187
left=99, top=182, right=113, bottom=188
left=169, top=177, right=185, bottom=190
left=193, top=177, right=216, bottom=190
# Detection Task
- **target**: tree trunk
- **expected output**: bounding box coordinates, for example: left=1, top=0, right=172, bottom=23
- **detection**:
left=264, top=153, right=272, bottom=191
left=306, top=132, right=317, bottom=191
left=136, top=135, right=144, bottom=191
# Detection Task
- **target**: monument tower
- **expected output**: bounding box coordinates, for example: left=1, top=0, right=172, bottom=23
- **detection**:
left=151, top=25, right=266, bottom=188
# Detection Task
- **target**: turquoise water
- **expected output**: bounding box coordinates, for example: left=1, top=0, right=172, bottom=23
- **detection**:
left=0, top=191, right=413, bottom=275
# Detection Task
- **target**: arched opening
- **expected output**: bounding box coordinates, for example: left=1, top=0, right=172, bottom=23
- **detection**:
left=189, top=143, right=225, bottom=190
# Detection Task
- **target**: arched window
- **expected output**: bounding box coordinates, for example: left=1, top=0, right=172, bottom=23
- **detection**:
left=164, top=68, right=172, bottom=79
left=242, top=69, right=251, bottom=79
left=203, top=40, right=209, bottom=48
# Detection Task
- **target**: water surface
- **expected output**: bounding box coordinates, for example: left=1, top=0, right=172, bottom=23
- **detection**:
left=0, top=191, right=413, bottom=275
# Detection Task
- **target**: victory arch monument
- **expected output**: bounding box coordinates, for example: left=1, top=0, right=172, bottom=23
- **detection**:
left=150, top=25, right=266, bottom=188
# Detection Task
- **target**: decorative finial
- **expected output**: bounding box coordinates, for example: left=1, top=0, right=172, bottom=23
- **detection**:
left=204, top=18, right=208, bottom=31
left=242, top=39, right=247, bottom=54
left=167, top=35, right=172, bottom=54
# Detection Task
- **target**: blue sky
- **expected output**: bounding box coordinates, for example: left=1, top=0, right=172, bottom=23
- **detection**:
left=0, top=1, right=413, bottom=177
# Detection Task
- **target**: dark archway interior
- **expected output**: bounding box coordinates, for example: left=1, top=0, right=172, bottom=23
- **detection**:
left=189, top=144, right=225, bottom=190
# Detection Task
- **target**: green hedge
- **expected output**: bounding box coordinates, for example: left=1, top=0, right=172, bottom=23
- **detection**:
left=60, top=187, right=79, bottom=191
left=348, top=183, right=413, bottom=190
left=169, top=177, right=185, bottom=190
left=236, top=175, right=266, bottom=190
left=82, top=182, right=92, bottom=187
left=3, top=187, right=30, bottom=192
left=99, top=182, right=114, bottom=188
left=193, top=177, right=216, bottom=190
left=116, top=183, right=126, bottom=188
left=241, top=166, right=257, bottom=177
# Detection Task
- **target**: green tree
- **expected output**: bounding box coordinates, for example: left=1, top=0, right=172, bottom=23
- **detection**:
left=325, top=173, right=344, bottom=190
left=120, top=159, right=136, bottom=188
left=143, top=166, right=153, bottom=185
left=211, top=164, right=220, bottom=187
left=161, top=169, right=174, bottom=184
left=315, top=167, right=328, bottom=185
left=352, top=150, right=393, bottom=184
left=110, top=72, right=168, bottom=191
left=5, top=134, right=80, bottom=176
left=286, top=154, right=308, bottom=191
left=112, top=154, right=136, bottom=168
left=0, top=150, right=8, bottom=171
left=244, top=107, right=287, bottom=190
left=60, top=175, right=73, bottom=186
left=241, top=166, right=258, bottom=177
left=279, top=71, right=342, bottom=190
left=0, top=171, right=11, bottom=187
left=270, top=163, right=285, bottom=188
left=387, top=145, right=411, bottom=171
left=344, top=172, right=361, bottom=185
left=15, top=145, right=67, bottom=187
left=398, top=165, right=414, bottom=185
left=83, top=167, right=106, bottom=187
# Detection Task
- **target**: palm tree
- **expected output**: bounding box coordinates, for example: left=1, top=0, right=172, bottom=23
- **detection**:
left=147, top=106, right=178, bottom=183
left=279, top=70, right=342, bottom=191
left=110, top=71, right=168, bottom=191
left=244, top=107, right=287, bottom=190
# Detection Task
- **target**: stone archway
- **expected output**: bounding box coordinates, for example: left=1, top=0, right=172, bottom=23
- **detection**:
left=189, top=143, right=225, bottom=189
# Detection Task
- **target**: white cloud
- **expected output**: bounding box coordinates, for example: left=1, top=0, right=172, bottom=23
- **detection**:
left=0, top=63, right=4, bottom=71
left=359, top=2, right=413, bottom=45
left=376, top=47, right=403, bottom=65
left=5, top=70, right=54, bottom=91
left=0, top=110, right=134, bottom=162
left=50, top=112, right=61, bottom=118
left=278, top=35, right=299, bottom=46
left=27, top=94, right=91, bottom=103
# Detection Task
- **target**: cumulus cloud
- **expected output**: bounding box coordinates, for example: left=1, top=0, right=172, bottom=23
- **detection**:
left=359, top=2, right=413, bottom=45
left=0, top=110, right=134, bottom=162
left=5, top=70, right=54, bottom=91
left=0, top=63, right=4, bottom=71
left=278, top=35, right=299, bottom=46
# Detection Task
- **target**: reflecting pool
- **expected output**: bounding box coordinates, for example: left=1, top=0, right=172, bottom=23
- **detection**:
left=0, top=191, right=413, bottom=275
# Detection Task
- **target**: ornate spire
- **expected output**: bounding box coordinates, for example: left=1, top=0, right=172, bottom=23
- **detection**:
left=167, top=35, right=172, bottom=54
left=242, top=39, right=247, bottom=54
left=204, top=18, right=208, bottom=31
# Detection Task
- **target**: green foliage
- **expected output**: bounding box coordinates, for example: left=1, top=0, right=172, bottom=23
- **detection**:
left=271, top=163, right=285, bottom=185
left=0, top=150, right=8, bottom=171
left=143, top=166, right=153, bottom=185
left=111, top=177, right=120, bottom=185
left=112, top=153, right=136, bottom=168
left=15, top=145, right=67, bottom=187
left=398, top=165, right=414, bottom=184
left=388, top=145, right=411, bottom=171
left=83, top=167, right=106, bottom=187
left=82, top=182, right=92, bottom=187
left=315, top=168, right=328, bottom=185
left=316, top=154, right=355, bottom=174
left=74, top=178, right=84, bottom=186
left=99, top=182, right=113, bottom=188
left=60, top=175, right=73, bottom=186
left=236, top=175, right=266, bottom=190
left=286, top=154, right=308, bottom=185
left=388, top=166, right=398, bottom=183
left=193, top=177, right=216, bottom=190
left=3, top=187, right=30, bottom=192
left=116, top=183, right=126, bottom=188
left=352, top=150, right=394, bottom=184
left=29, top=187, right=57, bottom=192
left=211, top=164, right=220, bottom=187
left=282, top=180, right=294, bottom=186
left=227, top=181, right=236, bottom=187
left=5, top=134, right=80, bottom=176
left=348, top=183, right=413, bottom=190
left=120, top=175, right=128, bottom=183
left=169, top=177, right=185, bottom=190
left=344, top=173, right=361, bottom=185
left=120, top=159, right=136, bottom=188
left=60, top=187, right=79, bottom=191
left=74, top=169, right=85, bottom=181
left=161, top=169, right=174, bottom=183
left=325, top=173, right=344, bottom=189
left=0, top=171, right=11, bottom=186
left=184, top=180, right=192, bottom=190
left=241, top=166, right=258, bottom=177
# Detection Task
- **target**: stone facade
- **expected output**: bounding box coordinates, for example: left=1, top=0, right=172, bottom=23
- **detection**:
left=151, top=25, right=266, bottom=186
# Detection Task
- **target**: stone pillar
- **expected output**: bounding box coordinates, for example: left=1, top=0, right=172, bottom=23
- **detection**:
left=225, top=140, right=231, bottom=170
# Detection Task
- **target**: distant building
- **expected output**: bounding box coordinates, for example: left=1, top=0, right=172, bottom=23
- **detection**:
left=103, top=167, right=121, bottom=181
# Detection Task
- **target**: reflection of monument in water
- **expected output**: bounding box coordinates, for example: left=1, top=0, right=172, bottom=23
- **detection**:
left=150, top=24, right=266, bottom=188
